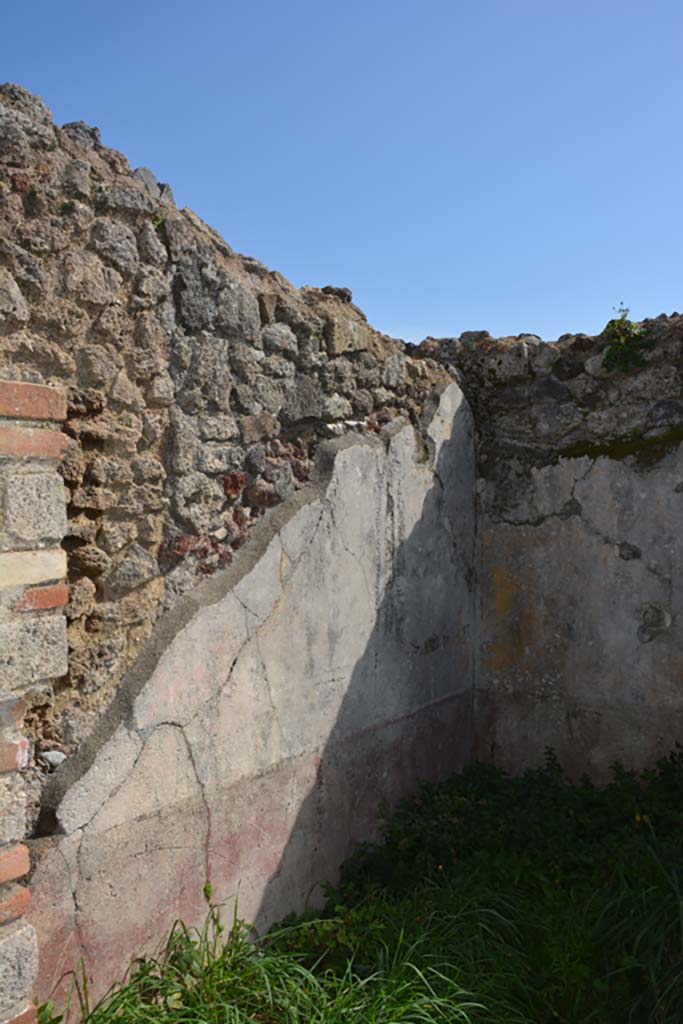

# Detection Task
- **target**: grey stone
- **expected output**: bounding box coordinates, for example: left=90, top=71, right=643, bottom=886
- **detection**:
left=173, top=257, right=260, bottom=342
left=324, top=315, right=370, bottom=356
left=133, top=267, right=170, bottom=307
left=230, top=342, right=265, bottom=382
left=263, top=461, right=294, bottom=501
left=169, top=408, right=199, bottom=474
left=280, top=375, right=323, bottom=424
left=0, top=774, right=26, bottom=845
left=172, top=473, right=226, bottom=533
left=98, top=521, right=137, bottom=555
left=0, top=922, right=38, bottom=1020
left=110, top=369, right=145, bottom=410
left=198, top=414, right=239, bottom=441
left=196, top=444, right=244, bottom=475
left=95, top=184, right=156, bottom=214
left=262, top=323, right=298, bottom=356
left=0, top=269, right=29, bottom=327
left=382, top=354, right=406, bottom=389
left=146, top=370, right=175, bottom=406
left=0, top=471, right=67, bottom=546
left=322, top=393, right=353, bottom=421
left=246, top=444, right=267, bottom=474
left=62, top=119, right=101, bottom=147
left=137, top=221, right=168, bottom=265
left=101, top=543, right=159, bottom=598
left=90, top=219, right=139, bottom=276
left=40, top=749, right=67, bottom=768
left=0, top=616, right=68, bottom=688
left=133, top=167, right=160, bottom=198
left=252, top=378, right=286, bottom=415
left=62, top=158, right=91, bottom=199
left=176, top=336, right=232, bottom=413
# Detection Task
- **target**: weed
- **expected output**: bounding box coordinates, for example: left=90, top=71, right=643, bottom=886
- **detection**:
left=602, top=304, right=654, bottom=372
left=39, top=747, right=683, bottom=1023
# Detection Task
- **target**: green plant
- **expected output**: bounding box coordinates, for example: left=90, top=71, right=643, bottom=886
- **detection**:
left=602, top=304, right=653, bottom=372
left=151, top=212, right=166, bottom=234
left=39, top=748, right=683, bottom=1024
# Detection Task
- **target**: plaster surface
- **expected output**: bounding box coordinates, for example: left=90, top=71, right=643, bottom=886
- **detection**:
left=30, top=382, right=477, bottom=1004
left=476, top=448, right=683, bottom=777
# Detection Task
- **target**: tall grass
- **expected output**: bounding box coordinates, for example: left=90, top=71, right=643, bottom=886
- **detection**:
left=40, top=748, right=683, bottom=1023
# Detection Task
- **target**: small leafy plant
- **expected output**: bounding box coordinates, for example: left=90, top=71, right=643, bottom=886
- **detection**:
left=602, top=304, right=653, bottom=372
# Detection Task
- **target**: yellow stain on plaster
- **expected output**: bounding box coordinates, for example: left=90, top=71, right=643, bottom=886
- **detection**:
left=487, top=562, right=519, bottom=673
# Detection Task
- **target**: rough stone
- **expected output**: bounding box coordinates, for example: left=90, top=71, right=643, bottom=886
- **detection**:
left=0, top=472, right=67, bottom=547
left=324, top=315, right=369, bottom=356
left=0, top=269, right=29, bottom=328
left=90, top=219, right=139, bottom=276
left=101, top=544, right=159, bottom=598
left=261, top=322, right=298, bottom=356
left=0, top=616, right=68, bottom=688
left=0, top=921, right=38, bottom=1020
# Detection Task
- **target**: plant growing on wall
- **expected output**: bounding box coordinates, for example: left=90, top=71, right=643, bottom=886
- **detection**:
left=602, top=305, right=653, bottom=372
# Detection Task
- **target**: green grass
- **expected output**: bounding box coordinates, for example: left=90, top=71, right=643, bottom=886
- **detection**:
left=41, top=749, right=683, bottom=1023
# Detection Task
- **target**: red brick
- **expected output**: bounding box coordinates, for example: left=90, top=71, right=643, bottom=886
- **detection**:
left=0, top=426, right=68, bottom=459
left=0, top=845, right=30, bottom=885
left=0, top=381, right=66, bottom=421
left=0, top=739, right=28, bottom=772
left=15, top=583, right=69, bottom=612
left=7, top=1004, right=38, bottom=1024
left=0, top=883, right=31, bottom=924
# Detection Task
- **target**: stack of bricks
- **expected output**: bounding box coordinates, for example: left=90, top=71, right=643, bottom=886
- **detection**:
left=0, top=382, right=69, bottom=1024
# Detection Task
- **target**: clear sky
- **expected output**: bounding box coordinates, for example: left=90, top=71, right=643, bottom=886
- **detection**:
left=3, top=1, right=682, bottom=342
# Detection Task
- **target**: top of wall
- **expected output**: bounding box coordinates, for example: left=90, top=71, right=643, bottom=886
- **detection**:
left=0, top=84, right=451, bottom=776
left=418, top=318, right=683, bottom=471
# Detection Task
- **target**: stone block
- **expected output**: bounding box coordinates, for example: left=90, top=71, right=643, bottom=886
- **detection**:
left=0, top=472, right=66, bottom=547
left=0, top=921, right=38, bottom=1020
left=0, top=549, right=66, bottom=588
left=0, top=775, right=26, bottom=849
left=324, top=316, right=370, bottom=356
left=0, top=616, right=67, bottom=689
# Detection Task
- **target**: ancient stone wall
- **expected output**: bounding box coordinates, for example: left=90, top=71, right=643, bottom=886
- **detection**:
left=2, top=83, right=683, bottom=1020
left=30, top=383, right=476, bottom=1005
left=421, top=320, right=683, bottom=777
left=0, top=84, right=447, bottom=778
left=0, top=380, right=69, bottom=1024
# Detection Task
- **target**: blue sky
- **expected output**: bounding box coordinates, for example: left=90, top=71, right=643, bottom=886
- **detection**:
left=3, top=1, right=683, bottom=342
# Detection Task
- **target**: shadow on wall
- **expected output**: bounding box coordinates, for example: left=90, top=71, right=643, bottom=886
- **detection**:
left=250, top=386, right=478, bottom=930
left=31, top=383, right=477, bottom=1005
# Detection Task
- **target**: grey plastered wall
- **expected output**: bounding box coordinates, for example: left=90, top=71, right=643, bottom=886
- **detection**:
left=30, top=382, right=477, bottom=1003
left=476, top=449, right=683, bottom=778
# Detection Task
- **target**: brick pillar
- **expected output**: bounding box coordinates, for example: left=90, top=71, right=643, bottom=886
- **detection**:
left=0, top=382, right=69, bottom=1024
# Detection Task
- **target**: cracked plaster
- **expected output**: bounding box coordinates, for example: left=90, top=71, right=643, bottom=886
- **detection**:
left=31, top=382, right=477, bottom=1005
